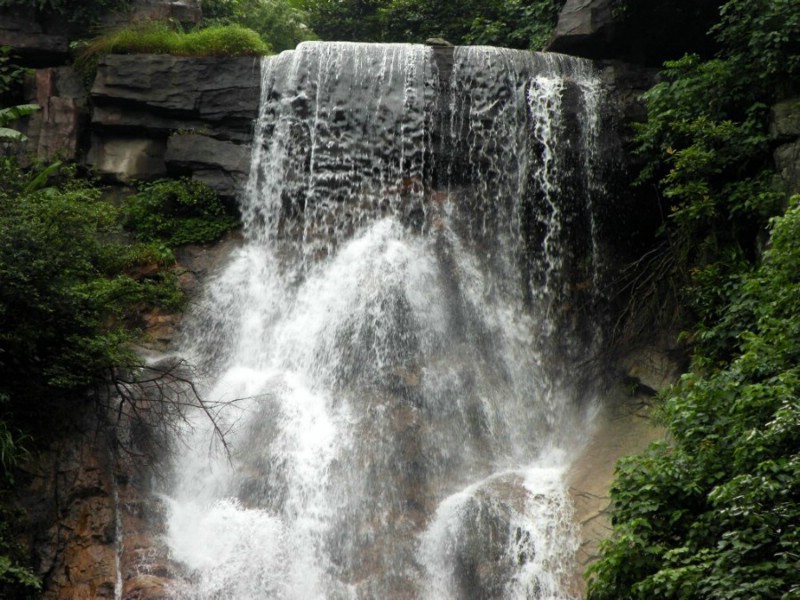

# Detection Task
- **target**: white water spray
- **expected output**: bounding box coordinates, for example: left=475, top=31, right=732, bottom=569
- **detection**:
left=162, top=42, right=609, bottom=599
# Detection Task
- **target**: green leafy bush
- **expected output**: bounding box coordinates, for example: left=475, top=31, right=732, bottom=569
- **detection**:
left=202, top=0, right=316, bottom=52
left=588, top=198, right=800, bottom=599
left=123, top=177, right=238, bottom=246
left=0, top=160, right=183, bottom=422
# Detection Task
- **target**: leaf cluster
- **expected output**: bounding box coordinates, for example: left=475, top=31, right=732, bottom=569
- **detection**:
left=0, top=160, right=183, bottom=428
left=0, top=104, right=39, bottom=143
left=201, top=0, right=316, bottom=52
left=123, top=177, right=238, bottom=247
left=588, top=197, right=800, bottom=599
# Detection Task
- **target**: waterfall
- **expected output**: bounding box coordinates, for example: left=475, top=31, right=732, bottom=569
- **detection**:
left=162, top=41, right=609, bottom=599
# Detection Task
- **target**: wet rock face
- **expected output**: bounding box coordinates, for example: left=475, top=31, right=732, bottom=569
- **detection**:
left=772, top=98, right=800, bottom=195
left=16, top=417, right=178, bottom=600
left=547, top=0, right=720, bottom=66
left=0, top=10, right=73, bottom=66
left=89, top=54, right=260, bottom=197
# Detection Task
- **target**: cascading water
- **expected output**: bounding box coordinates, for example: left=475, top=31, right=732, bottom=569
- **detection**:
left=162, top=41, right=611, bottom=599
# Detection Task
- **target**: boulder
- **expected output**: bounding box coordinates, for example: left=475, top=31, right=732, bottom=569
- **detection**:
left=87, top=135, right=167, bottom=181
left=771, top=98, right=800, bottom=140
left=547, top=0, right=616, bottom=59
left=0, top=11, right=71, bottom=65
left=165, top=132, right=251, bottom=198
left=547, top=0, right=720, bottom=65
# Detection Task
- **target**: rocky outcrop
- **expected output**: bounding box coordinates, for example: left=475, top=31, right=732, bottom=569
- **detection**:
left=17, top=66, right=89, bottom=162
left=16, top=414, right=178, bottom=600
left=0, top=10, right=74, bottom=66
left=89, top=54, right=260, bottom=196
left=547, top=0, right=720, bottom=66
left=547, top=0, right=616, bottom=59
left=772, top=98, right=800, bottom=195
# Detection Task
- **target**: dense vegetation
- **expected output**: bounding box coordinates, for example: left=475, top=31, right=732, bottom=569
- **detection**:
left=588, top=0, right=800, bottom=597
left=2, top=0, right=800, bottom=596
left=0, top=149, right=237, bottom=593
left=296, top=0, right=564, bottom=48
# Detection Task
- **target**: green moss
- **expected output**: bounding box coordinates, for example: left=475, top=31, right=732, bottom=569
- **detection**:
left=81, top=21, right=271, bottom=59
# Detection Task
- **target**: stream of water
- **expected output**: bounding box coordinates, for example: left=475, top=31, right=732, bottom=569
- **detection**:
left=162, top=41, right=609, bottom=599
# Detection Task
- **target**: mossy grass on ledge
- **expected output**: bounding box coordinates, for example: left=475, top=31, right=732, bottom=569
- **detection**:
left=80, top=21, right=272, bottom=59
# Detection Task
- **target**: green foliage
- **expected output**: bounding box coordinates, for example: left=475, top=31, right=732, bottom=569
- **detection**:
left=299, top=0, right=385, bottom=42
left=0, top=0, right=128, bottom=25
left=0, top=504, right=40, bottom=598
left=0, top=160, right=183, bottom=423
left=464, top=0, right=563, bottom=50
left=0, top=104, right=39, bottom=143
left=630, top=0, right=797, bottom=334
left=201, top=0, right=316, bottom=52
left=588, top=198, right=800, bottom=599
left=590, top=1, right=800, bottom=597
left=80, top=21, right=271, bottom=60
left=297, top=0, right=563, bottom=47
left=0, top=46, right=27, bottom=102
left=124, top=177, right=238, bottom=246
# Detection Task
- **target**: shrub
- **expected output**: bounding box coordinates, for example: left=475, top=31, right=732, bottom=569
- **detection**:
left=79, top=21, right=271, bottom=60
left=587, top=198, right=800, bottom=599
left=123, top=177, right=238, bottom=247
left=0, top=160, right=184, bottom=422
left=202, top=0, right=316, bottom=52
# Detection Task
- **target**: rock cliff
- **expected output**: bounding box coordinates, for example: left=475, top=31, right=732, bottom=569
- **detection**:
left=3, top=1, right=798, bottom=597
left=88, top=53, right=259, bottom=198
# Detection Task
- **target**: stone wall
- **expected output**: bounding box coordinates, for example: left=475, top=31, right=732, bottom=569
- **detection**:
left=1, top=2, right=253, bottom=201
left=88, top=53, right=260, bottom=198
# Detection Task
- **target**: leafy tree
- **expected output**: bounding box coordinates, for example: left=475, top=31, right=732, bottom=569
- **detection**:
left=588, top=198, right=800, bottom=599
left=297, top=0, right=564, bottom=47
left=588, top=0, right=800, bottom=597
left=201, top=0, right=316, bottom=51
left=0, top=160, right=182, bottom=428
left=464, top=0, right=563, bottom=50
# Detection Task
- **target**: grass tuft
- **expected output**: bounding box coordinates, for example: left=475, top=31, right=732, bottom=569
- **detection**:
left=80, top=21, right=272, bottom=59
